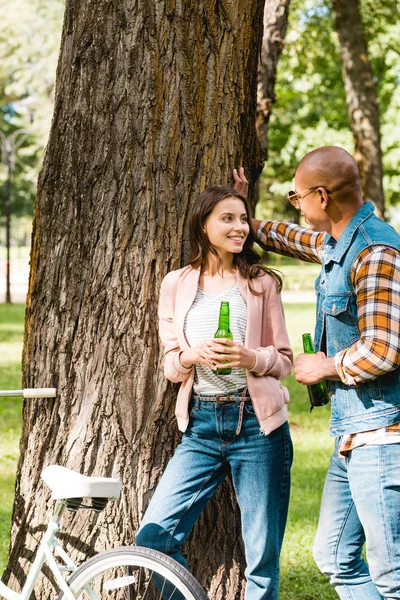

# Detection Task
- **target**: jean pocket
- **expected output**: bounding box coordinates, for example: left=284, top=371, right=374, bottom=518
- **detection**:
left=188, top=399, right=197, bottom=418
left=244, top=402, right=257, bottom=416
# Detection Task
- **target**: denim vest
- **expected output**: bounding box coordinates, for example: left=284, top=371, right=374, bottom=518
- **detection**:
left=314, top=202, right=400, bottom=436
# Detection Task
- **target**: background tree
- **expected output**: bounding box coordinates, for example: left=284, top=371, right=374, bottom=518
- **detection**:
left=332, top=0, right=385, bottom=219
left=3, top=1, right=276, bottom=598
left=257, top=0, right=291, bottom=160
left=255, top=0, right=291, bottom=217
left=359, top=0, right=400, bottom=212
left=257, top=0, right=400, bottom=225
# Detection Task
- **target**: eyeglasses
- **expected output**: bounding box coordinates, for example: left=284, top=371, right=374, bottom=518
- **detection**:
left=287, top=186, right=331, bottom=209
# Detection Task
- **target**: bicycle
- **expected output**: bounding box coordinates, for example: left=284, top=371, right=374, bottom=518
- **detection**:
left=0, top=389, right=208, bottom=600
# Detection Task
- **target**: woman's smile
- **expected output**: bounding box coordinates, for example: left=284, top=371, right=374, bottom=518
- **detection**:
left=203, top=197, right=250, bottom=255
left=228, top=234, right=245, bottom=244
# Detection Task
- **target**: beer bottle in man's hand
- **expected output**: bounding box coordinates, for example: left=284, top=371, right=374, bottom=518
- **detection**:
left=302, top=333, right=330, bottom=412
left=214, top=301, right=233, bottom=375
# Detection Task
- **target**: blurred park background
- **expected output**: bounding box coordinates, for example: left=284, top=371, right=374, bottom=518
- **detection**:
left=0, top=0, right=399, bottom=598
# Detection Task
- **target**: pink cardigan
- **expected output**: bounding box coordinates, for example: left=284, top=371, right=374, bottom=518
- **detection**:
left=158, top=265, right=293, bottom=434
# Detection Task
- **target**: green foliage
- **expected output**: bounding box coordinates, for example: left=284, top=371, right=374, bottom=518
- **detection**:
left=257, top=0, right=400, bottom=223
left=0, top=119, right=39, bottom=220
left=0, top=0, right=64, bottom=223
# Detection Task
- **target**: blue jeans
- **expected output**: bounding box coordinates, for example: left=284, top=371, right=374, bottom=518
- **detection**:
left=136, top=398, right=293, bottom=599
left=313, top=439, right=400, bottom=599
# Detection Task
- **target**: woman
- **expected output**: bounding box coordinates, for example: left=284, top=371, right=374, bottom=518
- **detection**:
left=136, top=186, right=293, bottom=599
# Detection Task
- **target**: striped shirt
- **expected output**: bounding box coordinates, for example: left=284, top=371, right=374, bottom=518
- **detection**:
left=184, top=284, right=248, bottom=394
left=258, top=220, right=400, bottom=450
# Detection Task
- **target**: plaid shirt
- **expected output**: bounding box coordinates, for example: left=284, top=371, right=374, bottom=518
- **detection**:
left=258, top=220, right=400, bottom=446
left=338, top=422, right=400, bottom=457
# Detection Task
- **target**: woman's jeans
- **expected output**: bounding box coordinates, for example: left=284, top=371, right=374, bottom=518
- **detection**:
left=136, top=399, right=293, bottom=600
left=313, top=439, right=400, bottom=599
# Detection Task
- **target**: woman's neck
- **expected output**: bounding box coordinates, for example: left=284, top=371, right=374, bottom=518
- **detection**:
left=199, top=252, right=237, bottom=294
left=203, top=251, right=235, bottom=276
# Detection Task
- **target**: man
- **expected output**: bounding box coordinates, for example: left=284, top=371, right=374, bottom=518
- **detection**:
left=234, top=147, right=400, bottom=599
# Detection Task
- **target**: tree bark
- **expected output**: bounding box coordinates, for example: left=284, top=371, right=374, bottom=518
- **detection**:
left=257, top=0, right=291, bottom=160
left=4, top=1, right=267, bottom=598
left=332, top=0, right=385, bottom=219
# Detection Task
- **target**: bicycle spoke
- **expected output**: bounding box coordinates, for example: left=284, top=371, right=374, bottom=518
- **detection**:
left=59, top=547, right=207, bottom=600
left=166, top=586, right=179, bottom=600
left=136, top=566, right=143, bottom=594
left=76, top=565, right=181, bottom=599
left=139, top=568, right=152, bottom=599
left=128, top=567, right=135, bottom=600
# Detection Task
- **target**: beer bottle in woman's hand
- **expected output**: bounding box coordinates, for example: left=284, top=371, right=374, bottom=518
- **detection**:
left=214, top=301, right=233, bottom=375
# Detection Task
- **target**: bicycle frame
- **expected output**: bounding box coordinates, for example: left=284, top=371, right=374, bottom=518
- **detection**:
left=1, top=391, right=110, bottom=600
left=0, top=501, right=79, bottom=600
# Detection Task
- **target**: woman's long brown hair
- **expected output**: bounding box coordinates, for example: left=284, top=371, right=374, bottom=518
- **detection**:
left=189, top=186, right=282, bottom=294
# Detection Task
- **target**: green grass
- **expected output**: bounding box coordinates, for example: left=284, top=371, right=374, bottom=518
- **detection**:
left=0, top=304, right=24, bottom=571
left=268, top=255, right=320, bottom=292
left=280, top=302, right=335, bottom=599
left=0, top=298, right=336, bottom=597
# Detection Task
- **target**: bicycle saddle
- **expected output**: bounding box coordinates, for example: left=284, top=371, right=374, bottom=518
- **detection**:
left=41, top=465, right=122, bottom=500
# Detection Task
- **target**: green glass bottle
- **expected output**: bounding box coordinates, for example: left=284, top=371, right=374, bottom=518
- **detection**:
left=302, top=333, right=330, bottom=412
left=214, top=301, right=234, bottom=375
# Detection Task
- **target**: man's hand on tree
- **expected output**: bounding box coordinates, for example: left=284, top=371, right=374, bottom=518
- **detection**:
left=233, top=167, right=248, bottom=197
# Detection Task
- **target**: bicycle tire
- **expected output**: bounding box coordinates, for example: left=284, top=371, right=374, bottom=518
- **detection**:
left=57, top=545, right=208, bottom=600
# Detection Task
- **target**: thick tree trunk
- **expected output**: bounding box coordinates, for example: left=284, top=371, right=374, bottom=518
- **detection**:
left=332, top=0, right=385, bottom=219
left=257, top=0, right=291, bottom=159
left=4, top=1, right=267, bottom=598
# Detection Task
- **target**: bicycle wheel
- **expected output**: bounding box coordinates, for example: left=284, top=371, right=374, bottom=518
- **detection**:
left=57, top=546, right=208, bottom=600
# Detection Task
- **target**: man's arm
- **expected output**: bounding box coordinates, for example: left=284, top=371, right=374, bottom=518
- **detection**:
left=252, top=218, right=262, bottom=231
left=233, top=168, right=323, bottom=263
left=335, top=246, right=400, bottom=384
left=255, top=219, right=324, bottom=264
left=294, top=246, right=400, bottom=386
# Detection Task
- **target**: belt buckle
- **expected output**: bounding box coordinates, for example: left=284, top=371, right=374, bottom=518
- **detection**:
left=215, top=394, right=229, bottom=405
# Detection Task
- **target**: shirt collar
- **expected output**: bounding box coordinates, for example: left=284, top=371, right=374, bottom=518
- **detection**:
left=324, top=201, right=375, bottom=264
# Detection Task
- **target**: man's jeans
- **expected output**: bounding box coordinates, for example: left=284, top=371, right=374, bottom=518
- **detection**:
left=313, top=439, right=400, bottom=599
left=136, top=399, right=293, bottom=599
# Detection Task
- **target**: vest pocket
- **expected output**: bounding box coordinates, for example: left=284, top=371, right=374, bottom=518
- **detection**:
left=322, top=295, right=360, bottom=350
left=323, top=295, right=350, bottom=316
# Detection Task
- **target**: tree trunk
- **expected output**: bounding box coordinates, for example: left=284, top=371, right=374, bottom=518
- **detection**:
left=332, top=0, right=385, bottom=219
left=257, top=0, right=291, bottom=160
left=4, top=1, right=267, bottom=598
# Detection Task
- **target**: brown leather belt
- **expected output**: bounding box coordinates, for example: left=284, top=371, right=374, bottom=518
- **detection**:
left=192, top=388, right=251, bottom=434
left=195, top=393, right=251, bottom=404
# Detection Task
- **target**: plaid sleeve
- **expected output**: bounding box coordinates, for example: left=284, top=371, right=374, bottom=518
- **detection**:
left=257, top=220, right=324, bottom=264
left=335, top=246, right=400, bottom=384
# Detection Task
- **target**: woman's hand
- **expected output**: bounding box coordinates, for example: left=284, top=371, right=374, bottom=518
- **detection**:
left=211, top=339, right=256, bottom=371
left=180, top=339, right=256, bottom=371
left=179, top=340, right=226, bottom=370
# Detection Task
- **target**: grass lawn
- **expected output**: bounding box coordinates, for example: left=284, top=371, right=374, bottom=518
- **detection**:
left=265, top=255, right=320, bottom=292
left=0, top=304, right=24, bottom=571
left=0, top=298, right=336, bottom=598
left=280, top=303, right=336, bottom=598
